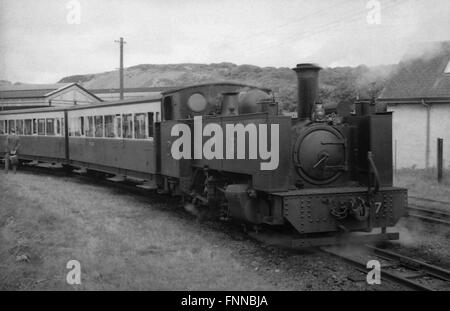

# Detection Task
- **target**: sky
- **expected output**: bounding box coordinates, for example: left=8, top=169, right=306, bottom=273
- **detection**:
left=0, top=0, right=449, bottom=83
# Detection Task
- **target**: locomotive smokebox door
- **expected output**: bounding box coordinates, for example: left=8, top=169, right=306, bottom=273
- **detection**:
left=293, top=124, right=347, bottom=185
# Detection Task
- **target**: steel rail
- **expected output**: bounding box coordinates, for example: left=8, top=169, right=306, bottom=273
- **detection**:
left=320, top=245, right=450, bottom=291
left=406, top=204, right=450, bottom=226
left=409, top=196, right=450, bottom=206
left=365, top=245, right=450, bottom=283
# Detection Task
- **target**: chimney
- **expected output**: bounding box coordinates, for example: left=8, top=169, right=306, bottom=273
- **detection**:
left=292, top=63, right=321, bottom=119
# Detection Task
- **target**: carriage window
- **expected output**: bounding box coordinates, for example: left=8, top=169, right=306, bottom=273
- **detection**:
left=134, top=113, right=147, bottom=139
left=8, top=120, right=15, bottom=134
left=24, top=119, right=32, bottom=135
left=79, top=117, right=84, bottom=136
left=95, top=116, right=103, bottom=138
left=85, top=116, right=94, bottom=137
left=16, top=120, right=24, bottom=135
left=33, top=119, right=37, bottom=135
left=115, top=114, right=122, bottom=138
left=104, top=115, right=116, bottom=138
left=46, top=119, right=55, bottom=136
left=69, top=117, right=81, bottom=136
left=68, top=118, right=74, bottom=136
left=0, top=120, right=4, bottom=135
left=148, top=112, right=154, bottom=138
left=61, top=118, right=65, bottom=136
left=123, top=114, right=132, bottom=138
left=69, top=118, right=74, bottom=136
left=56, top=119, right=61, bottom=135
left=38, top=119, right=45, bottom=135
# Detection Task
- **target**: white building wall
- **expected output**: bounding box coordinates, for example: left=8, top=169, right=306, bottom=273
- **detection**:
left=388, top=103, right=450, bottom=169
left=48, top=86, right=100, bottom=105
left=430, top=104, right=450, bottom=169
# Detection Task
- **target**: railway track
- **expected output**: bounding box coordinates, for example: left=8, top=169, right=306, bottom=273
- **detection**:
left=321, top=245, right=450, bottom=291
left=406, top=195, right=450, bottom=226
left=409, top=196, right=450, bottom=206
left=11, top=164, right=450, bottom=290
left=406, top=204, right=450, bottom=226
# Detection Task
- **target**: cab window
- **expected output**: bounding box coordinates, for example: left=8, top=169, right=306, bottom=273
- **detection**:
left=163, top=96, right=173, bottom=121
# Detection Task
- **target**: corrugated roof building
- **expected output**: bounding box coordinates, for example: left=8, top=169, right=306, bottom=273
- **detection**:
left=378, top=41, right=450, bottom=170
left=0, top=83, right=102, bottom=111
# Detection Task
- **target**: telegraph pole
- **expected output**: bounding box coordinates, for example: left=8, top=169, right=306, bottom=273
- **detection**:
left=115, top=37, right=126, bottom=100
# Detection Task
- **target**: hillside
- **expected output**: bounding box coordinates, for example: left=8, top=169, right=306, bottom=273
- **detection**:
left=59, top=63, right=396, bottom=111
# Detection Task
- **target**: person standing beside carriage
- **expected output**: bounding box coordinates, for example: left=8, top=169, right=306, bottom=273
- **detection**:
left=4, top=128, right=21, bottom=174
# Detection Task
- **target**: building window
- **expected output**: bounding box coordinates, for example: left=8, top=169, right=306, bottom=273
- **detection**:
left=24, top=119, right=32, bottom=135
left=134, top=113, right=147, bottom=139
left=94, top=116, right=103, bottom=138
left=46, top=119, right=55, bottom=136
left=38, top=119, right=45, bottom=135
left=123, top=114, right=132, bottom=139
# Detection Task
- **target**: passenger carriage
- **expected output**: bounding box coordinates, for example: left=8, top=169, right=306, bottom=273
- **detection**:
left=0, top=82, right=270, bottom=185
left=0, top=108, right=66, bottom=163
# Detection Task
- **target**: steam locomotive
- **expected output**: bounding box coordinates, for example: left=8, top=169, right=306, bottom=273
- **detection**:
left=0, top=63, right=407, bottom=247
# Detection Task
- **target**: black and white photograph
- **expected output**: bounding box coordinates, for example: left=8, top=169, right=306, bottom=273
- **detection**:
left=0, top=0, right=449, bottom=297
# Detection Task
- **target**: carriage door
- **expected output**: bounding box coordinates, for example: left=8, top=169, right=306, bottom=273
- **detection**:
left=160, top=120, right=181, bottom=178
